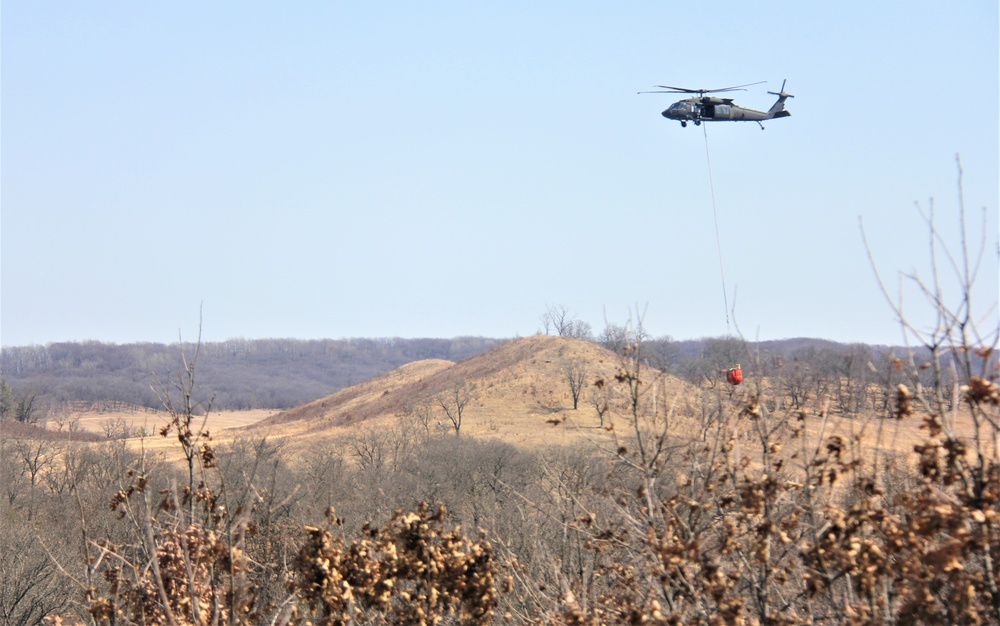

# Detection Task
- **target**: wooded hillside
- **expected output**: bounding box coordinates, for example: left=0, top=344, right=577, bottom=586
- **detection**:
left=0, top=337, right=502, bottom=410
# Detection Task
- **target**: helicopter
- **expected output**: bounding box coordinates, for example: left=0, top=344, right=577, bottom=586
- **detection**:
left=639, top=80, right=793, bottom=129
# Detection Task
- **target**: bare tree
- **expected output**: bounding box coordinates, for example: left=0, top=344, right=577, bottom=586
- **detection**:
left=562, top=360, right=588, bottom=410
left=540, top=305, right=569, bottom=335
left=102, top=415, right=135, bottom=440
left=0, top=524, right=72, bottom=625
left=598, top=321, right=627, bottom=354
left=16, top=390, right=36, bottom=425
left=399, top=400, right=435, bottom=438
left=152, top=326, right=217, bottom=523
left=437, top=381, right=478, bottom=436
left=0, top=378, right=13, bottom=422
left=540, top=305, right=592, bottom=339
left=0, top=378, right=41, bottom=424
left=829, top=343, right=876, bottom=416
left=348, top=428, right=388, bottom=472
left=588, top=380, right=612, bottom=428
left=12, top=439, right=50, bottom=521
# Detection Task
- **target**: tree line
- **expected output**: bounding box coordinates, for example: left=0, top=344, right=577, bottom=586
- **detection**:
left=0, top=337, right=503, bottom=413
left=2, top=329, right=986, bottom=429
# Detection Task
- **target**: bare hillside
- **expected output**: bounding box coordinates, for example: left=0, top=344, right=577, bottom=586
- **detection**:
left=253, top=334, right=701, bottom=448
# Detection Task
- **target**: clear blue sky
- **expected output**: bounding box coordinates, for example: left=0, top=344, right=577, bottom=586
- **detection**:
left=3, top=2, right=997, bottom=347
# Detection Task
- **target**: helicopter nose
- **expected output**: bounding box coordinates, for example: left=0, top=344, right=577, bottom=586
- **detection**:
left=661, top=109, right=670, bottom=118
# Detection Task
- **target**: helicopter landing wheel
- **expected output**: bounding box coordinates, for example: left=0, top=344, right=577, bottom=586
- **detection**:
left=694, top=120, right=701, bottom=126
left=681, top=121, right=687, bottom=128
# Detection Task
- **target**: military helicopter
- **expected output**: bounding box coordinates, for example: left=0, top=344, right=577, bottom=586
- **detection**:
left=639, top=80, right=793, bottom=129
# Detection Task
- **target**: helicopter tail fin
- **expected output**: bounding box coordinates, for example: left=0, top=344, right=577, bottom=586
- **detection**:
left=766, top=79, right=794, bottom=118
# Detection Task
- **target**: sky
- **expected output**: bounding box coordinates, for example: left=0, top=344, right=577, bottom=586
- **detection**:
left=2, top=2, right=998, bottom=347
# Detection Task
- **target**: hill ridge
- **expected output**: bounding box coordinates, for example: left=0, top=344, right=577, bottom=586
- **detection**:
left=255, top=335, right=699, bottom=446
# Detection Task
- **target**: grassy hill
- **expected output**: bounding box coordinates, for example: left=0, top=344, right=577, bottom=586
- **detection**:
left=253, top=334, right=702, bottom=451
left=17, top=332, right=983, bottom=465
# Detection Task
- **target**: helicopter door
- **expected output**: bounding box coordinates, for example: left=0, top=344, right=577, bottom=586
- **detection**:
left=702, top=104, right=715, bottom=118
left=716, top=105, right=731, bottom=119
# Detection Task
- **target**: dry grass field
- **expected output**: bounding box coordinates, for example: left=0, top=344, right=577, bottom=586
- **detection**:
left=49, top=334, right=981, bottom=466
left=64, top=408, right=276, bottom=436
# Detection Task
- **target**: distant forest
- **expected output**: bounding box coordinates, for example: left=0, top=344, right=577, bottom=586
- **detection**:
left=0, top=337, right=503, bottom=411
left=0, top=332, right=935, bottom=419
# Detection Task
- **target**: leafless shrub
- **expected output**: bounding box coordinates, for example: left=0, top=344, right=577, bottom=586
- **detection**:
left=101, top=415, right=135, bottom=440
left=291, top=502, right=497, bottom=625
left=0, top=523, right=73, bottom=625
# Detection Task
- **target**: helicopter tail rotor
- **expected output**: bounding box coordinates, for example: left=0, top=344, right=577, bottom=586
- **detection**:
left=767, top=79, right=794, bottom=99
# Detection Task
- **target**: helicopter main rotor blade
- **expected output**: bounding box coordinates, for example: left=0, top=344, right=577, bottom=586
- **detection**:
left=711, top=81, right=766, bottom=91
left=651, top=85, right=704, bottom=93
left=649, top=81, right=767, bottom=94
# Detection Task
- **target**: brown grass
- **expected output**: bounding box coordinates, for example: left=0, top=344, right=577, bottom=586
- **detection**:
left=248, top=335, right=702, bottom=454
left=13, top=335, right=979, bottom=468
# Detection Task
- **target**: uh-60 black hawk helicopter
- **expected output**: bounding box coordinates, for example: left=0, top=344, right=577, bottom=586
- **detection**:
left=639, top=80, right=793, bottom=129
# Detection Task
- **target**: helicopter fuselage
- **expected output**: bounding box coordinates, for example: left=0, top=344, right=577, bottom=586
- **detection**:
left=662, top=97, right=786, bottom=127
left=640, top=80, right=793, bottom=128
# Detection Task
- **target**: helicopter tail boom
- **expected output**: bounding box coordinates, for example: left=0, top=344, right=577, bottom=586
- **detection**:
left=765, top=79, right=794, bottom=118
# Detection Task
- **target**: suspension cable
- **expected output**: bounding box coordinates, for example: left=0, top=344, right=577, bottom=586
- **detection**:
left=702, top=124, right=731, bottom=334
